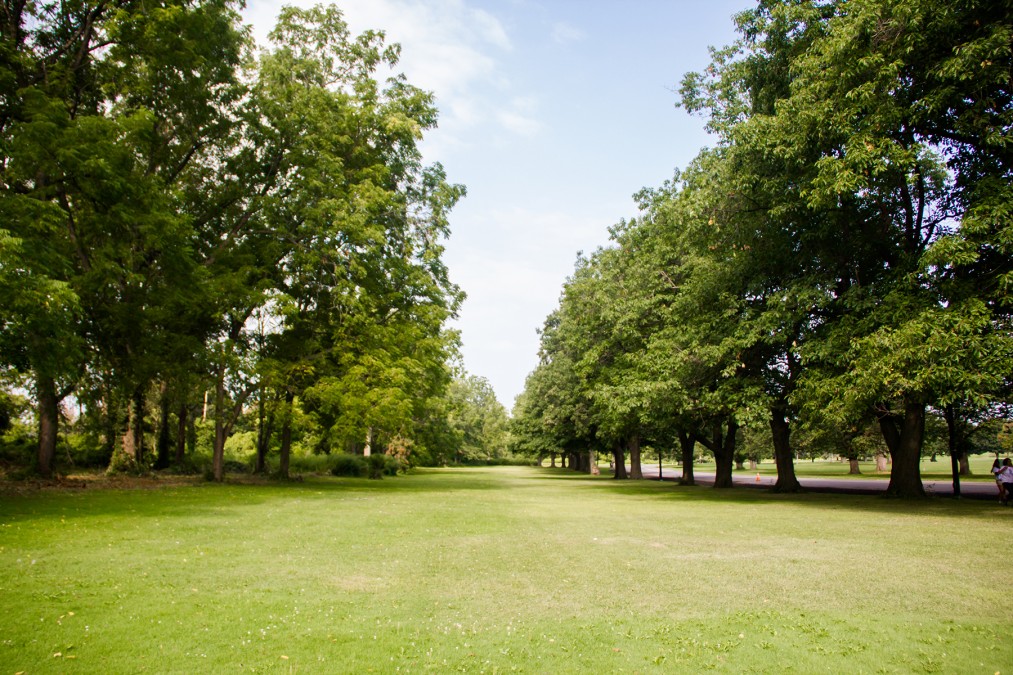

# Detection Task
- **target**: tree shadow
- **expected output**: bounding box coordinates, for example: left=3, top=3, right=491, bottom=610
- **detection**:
left=540, top=468, right=1006, bottom=520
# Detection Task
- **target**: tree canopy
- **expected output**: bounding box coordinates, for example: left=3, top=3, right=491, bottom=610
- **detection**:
left=0, top=2, right=474, bottom=478
left=512, top=0, right=1012, bottom=498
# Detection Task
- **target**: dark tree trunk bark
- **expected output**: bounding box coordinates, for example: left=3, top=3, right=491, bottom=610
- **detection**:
left=944, top=403, right=962, bottom=497
left=122, top=388, right=145, bottom=468
left=175, top=402, right=188, bottom=465
left=695, top=417, right=737, bottom=488
left=878, top=398, right=927, bottom=498
left=186, top=405, right=197, bottom=456
left=255, top=389, right=274, bottom=475
left=213, top=371, right=226, bottom=481
left=278, top=390, right=294, bottom=479
left=848, top=457, right=861, bottom=475
left=677, top=430, right=695, bottom=486
left=612, top=442, right=627, bottom=479
left=549, top=452, right=556, bottom=468
left=628, top=434, right=643, bottom=479
left=36, top=375, right=59, bottom=478
left=770, top=405, right=802, bottom=493
left=712, top=426, right=735, bottom=489
left=155, top=382, right=171, bottom=470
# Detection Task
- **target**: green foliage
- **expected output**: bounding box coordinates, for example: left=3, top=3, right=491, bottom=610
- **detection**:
left=513, top=0, right=1012, bottom=497
left=366, top=453, right=387, bottom=479
left=0, top=2, right=467, bottom=479
left=442, top=374, right=510, bottom=463
left=331, top=454, right=368, bottom=478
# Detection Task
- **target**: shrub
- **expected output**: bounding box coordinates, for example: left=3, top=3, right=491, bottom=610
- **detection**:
left=331, top=454, right=367, bottom=477
left=288, top=453, right=336, bottom=475
left=383, top=454, right=407, bottom=476
left=367, top=453, right=386, bottom=479
left=222, top=459, right=249, bottom=474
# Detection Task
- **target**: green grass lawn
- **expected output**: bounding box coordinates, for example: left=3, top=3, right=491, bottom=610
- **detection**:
left=1, top=467, right=1010, bottom=673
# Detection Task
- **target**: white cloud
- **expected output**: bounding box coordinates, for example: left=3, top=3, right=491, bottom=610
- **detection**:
left=550, top=21, right=585, bottom=46
left=242, top=0, right=541, bottom=145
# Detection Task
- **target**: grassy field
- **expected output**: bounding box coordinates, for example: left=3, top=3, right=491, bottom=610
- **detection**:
left=1, top=466, right=1010, bottom=673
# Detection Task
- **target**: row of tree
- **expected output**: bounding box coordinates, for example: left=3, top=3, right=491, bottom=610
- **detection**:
left=511, top=0, right=1012, bottom=498
left=0, top=2, right=475, bottom=478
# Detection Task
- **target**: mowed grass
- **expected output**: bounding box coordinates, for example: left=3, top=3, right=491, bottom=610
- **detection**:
left=0, top=467, right=1010, bottom=674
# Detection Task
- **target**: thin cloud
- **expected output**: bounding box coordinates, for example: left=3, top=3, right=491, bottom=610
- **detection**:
left=550, top=21, right=585, bottom=45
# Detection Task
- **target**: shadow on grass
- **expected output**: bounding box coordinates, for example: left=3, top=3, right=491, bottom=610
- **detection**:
left=536, top=467, right=1007, bottom=520
left=0, top=466, right=513, bottom=524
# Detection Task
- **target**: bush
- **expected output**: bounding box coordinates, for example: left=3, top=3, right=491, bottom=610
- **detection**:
left=288, top=453, right=336, bottom=475
left=222, top=459, right=249, bottom=474
left=383, top=454, right=407, bottom=476
left=367, top=453, right=386, bottom=479
left=331, top=454, right=367, bottom=477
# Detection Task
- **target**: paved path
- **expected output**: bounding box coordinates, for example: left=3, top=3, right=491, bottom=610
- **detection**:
left=630, top=465, right=1000, bottom=501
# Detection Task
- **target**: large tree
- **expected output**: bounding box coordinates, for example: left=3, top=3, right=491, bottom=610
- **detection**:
left=0, top=0, right=247, bottom=476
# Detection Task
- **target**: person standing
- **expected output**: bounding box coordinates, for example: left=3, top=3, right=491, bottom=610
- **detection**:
left=993, top=458, right=1005, bottom=504
left=997, top=459, right=1013, bottom=506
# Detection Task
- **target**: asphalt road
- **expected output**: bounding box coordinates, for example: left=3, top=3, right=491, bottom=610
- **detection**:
left=629, top=465, right=1002, bottom=501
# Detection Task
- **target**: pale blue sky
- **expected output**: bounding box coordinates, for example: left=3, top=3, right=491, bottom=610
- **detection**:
left=243, top=0, right=748, bottom=408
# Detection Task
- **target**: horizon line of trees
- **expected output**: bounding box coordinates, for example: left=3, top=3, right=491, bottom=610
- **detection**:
left=511, top=0, right=1012, bottom=498
left=0, top=2, right=492, bottom=479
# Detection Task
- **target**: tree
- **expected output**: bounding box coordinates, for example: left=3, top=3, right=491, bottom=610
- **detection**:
left=0, top=0, right=247, bottom=476
left=681, top=0, right=1013, bottom=498
left=443, top=374, right=510, bottom=463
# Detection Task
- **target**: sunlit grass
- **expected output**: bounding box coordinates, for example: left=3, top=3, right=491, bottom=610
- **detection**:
left=1, top=466, right=1009, bottom=673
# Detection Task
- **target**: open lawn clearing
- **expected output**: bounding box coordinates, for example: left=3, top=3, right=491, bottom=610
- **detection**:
left=1, top=466, right=1010, bottom=673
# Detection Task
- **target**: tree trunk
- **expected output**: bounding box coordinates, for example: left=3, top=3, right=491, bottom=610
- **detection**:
left=628, top=434, right=643, bottom=479
left=278, top=390, right=294, bottom=479
left=186, top=405, right=197, bottom=456
left=612, top=442, right=627, bottom=479
left=121, top=388, right=145, bottom=468
left=677, top=430, right=695, bottom=486
left=155, top=382, right=171, bottom=470
left=175, top=402, right=188, bottom=465
left=770, top=406, right=802, bottom=493
left=695, top=417, right=737, bottom=489
left=944, top=403, right=962, bottom=498
left=878, top=398, right=927, bottom=498
left=36, top=375, right=59, bottom=478
left=212, top=371, right=226, bottom=482
left=875, top=453, right=889, bottom=472
left=255, top=396, right=274, bottom=475
left=549, top=452, right=556, bottom=468
left=848, top=458, right=861, bottom=474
